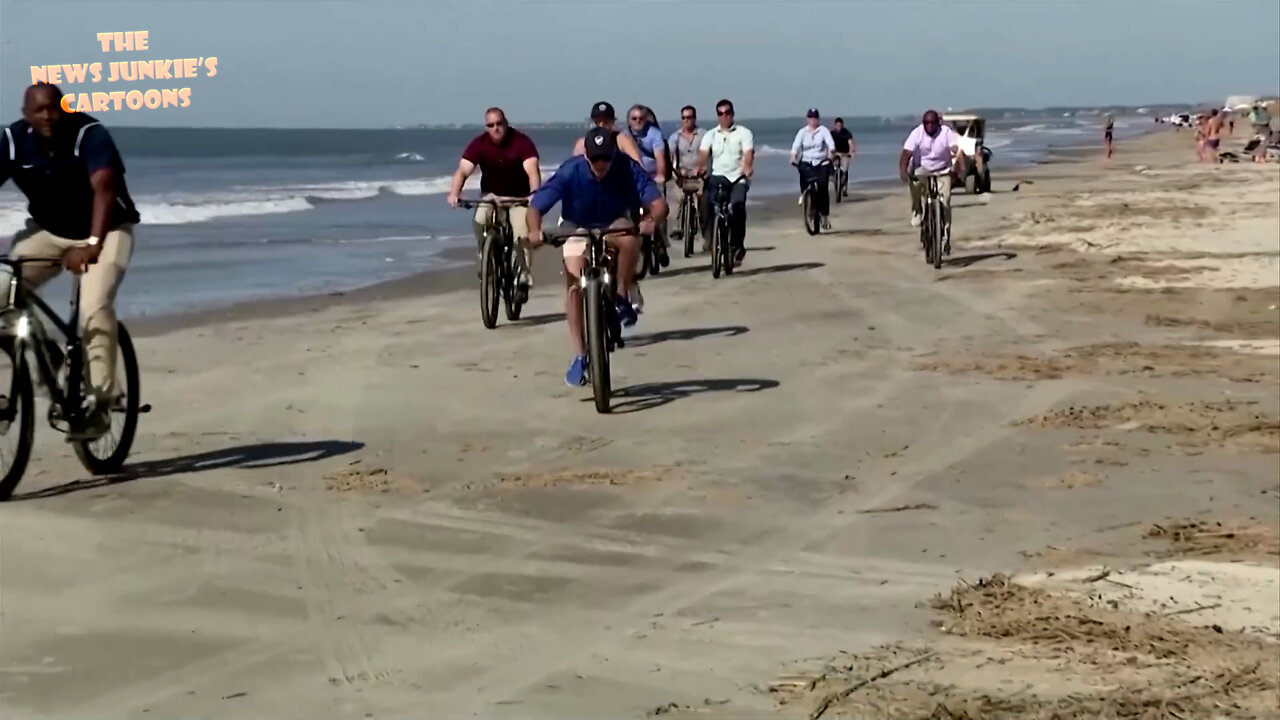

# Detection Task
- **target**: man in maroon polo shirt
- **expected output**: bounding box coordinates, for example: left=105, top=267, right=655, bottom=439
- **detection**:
left=447, top=107, right=541, bottom=299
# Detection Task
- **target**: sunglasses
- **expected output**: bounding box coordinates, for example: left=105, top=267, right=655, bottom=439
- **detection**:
left=485, top=121, right=505, bottom=128
left=717, top=109, right=733, bottom=116
left=681, top=115, right=695, bottom=120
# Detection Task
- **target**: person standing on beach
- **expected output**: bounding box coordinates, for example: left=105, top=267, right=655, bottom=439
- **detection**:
left=1203, top=109, right=1224, bottom=162
left=696, top=99, right=754, bottom=266
left=1, top=82, right=140, bottom=438
left=446, top=107, right=541, bottom=302
left=1103, top=114, right=1114, bottom=159
left=830, top=118, right=856, bottom=198
left=790, top=109, right=837, bottom=230
left=668, top=106, right=706, bottom=249
left=898, top=109, right=961, bottom=230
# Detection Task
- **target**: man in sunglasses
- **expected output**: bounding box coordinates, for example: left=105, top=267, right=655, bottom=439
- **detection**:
left=447, top=107, right=541, bottom=301
left=626, top=104, right=671, bottom=269
left=696, top=99, right=755, bottom=265
left=527, top=127, right=666, bottom=387
left=668, top=105, right=707, bottom=249
left=898, top=109, right=961, bottom=231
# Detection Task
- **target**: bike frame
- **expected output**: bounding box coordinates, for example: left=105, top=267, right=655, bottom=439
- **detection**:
left=0, top=259, right=87, bottom=426
left=461, top=197, right=527, bottom=252
left=543, top=225, right=636, bottom=342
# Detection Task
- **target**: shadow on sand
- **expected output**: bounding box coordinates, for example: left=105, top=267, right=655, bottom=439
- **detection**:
left=590, top=378, right=780, bottom=414
left=12, top=439, right=365, bottom=501
left=624, top=325, right=748, bottom=350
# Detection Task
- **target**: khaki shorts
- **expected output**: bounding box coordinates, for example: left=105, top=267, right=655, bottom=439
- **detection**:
left=559, top=217, right=634, bottom=259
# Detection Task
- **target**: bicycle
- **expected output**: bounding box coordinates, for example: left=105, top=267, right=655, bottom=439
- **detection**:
left=540, top=226, right=637, bottom=414
left=0, top=257, right=150, bottom=500
left=794, top=162, right=825, bottom=236
left=832, top=155, right=850, bottom=204
left=672, top=174, right=703, bottom=258
left=913, top=170, right=950, bottom=269
left=708, top=176, right=747, bottom=279
left=636, top=204, right=668, bottom=280
left=458, top=197, right=529, bottom=329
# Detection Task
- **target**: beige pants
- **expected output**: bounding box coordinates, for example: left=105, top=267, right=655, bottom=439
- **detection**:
left=473, top=204, right=532, bottom=282
left=559, top=217, right=635, bottom=261
left=910, top=171, right=953, bottom=216
left=10, top=221, right=134, bottom=400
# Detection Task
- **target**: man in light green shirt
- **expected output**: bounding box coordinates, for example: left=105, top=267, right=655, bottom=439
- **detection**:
left=696, top=99, right=754, bottom=265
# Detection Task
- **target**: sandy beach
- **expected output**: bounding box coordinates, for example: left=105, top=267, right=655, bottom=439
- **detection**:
left=1, top=128, right=1277, bottom=719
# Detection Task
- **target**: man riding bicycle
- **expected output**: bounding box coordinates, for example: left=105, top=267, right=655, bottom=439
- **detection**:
left=668, top=105, right=707, bottom=249
left=790, top=108, right=837, bottom=230
left=572, top=101, right=643, bottom=164
left=446, top=107, right=541, bottom=302
left=1, top=83, right=139, bottom=437
left=897, top=109, right=963, bottom=233
left=527, top=128, right=667, bottom=387
left=696, top=99, right=754, bottom=266
left=830, top=117, right=856, bottom=198
left=625, top=104, right=671, bottom=267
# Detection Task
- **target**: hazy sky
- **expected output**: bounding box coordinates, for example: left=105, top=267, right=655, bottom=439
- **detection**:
left=2, top=0, right=1278, bottom=128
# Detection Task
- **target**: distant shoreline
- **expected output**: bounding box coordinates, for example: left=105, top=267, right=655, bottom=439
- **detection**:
left=98, top=104, right=1198, bottom=132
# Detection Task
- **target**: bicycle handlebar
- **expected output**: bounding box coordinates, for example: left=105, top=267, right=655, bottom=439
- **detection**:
left=539, top=226, right=639, bottom=247
left=457, top=197, right=530, bottom=209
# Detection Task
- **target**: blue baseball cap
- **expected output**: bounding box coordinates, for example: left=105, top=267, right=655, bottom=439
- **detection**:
left=806, top=108, right=820, bottom=118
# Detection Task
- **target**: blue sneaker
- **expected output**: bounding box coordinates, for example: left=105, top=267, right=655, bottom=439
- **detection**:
left=565, top=355, right=588, bottom=387
left=616, top=296, right=638, bottom=328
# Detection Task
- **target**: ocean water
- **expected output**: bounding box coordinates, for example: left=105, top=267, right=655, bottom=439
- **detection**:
left=0, top=112, right=1154, bottom=318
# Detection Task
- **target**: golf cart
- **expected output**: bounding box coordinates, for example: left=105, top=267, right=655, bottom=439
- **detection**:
left=943, top=113, right=992, bottom=194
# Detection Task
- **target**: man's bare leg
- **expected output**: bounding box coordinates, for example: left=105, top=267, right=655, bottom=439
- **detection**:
left=613, top=236, right=640, bottom=301
left=563, top=257, right=587, bottom=357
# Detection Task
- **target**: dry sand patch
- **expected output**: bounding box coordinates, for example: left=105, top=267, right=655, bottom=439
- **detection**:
left=323, top=464, right=423, bottom=494
left=1144, top=518, right=1280, bottom=562
left=771, top=570, right=1280, bottom=720
left=914, top=342, right=1276, bottom=383
left=1014, top=398, right=1280, bottom=453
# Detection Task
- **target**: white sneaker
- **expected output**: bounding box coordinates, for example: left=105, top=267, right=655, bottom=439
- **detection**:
left=631, top=284, right=645, bottom=314
left=910, top=213, right=923, bottom=228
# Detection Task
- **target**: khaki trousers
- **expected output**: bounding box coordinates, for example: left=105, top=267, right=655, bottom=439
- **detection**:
left=910, top=172, right=953, bottom=215
left=10, top=221, right=134, bottom=400
left=472, top=204, right=532, bottom=283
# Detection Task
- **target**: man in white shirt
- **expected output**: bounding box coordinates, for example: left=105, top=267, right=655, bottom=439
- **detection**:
left=897, top=109, right=962, bottom=228
left=696, top=98, right=754, bottom=265
left=790, top=108, right=837, bottom=230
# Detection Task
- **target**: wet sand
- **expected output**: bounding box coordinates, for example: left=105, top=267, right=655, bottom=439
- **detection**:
left=0, top=128, right=1276, bottom=719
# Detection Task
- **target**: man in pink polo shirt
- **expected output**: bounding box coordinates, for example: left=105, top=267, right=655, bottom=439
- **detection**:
left=898, top=109, right=962, bottom=229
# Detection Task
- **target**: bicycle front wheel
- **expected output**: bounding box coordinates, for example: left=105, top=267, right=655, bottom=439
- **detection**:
left=803, top=191, right=819, bottom=236
left=681, top=199, right=695, bottom=258
left=584, top=277, right=611, bottom=413
left=932, top=200, right=946, bottom=270
left=480, top=234, right=500, bottom=328
left=711, top=215, right=724, bottom=278
left=0, top=337, right=35, bottom=501
left=73, top=322, right=141, bottom=476
left=503, top=241, right=523, bottom=321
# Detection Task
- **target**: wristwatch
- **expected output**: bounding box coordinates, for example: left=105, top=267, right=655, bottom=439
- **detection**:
left=86, top=235, right=101, bottom=247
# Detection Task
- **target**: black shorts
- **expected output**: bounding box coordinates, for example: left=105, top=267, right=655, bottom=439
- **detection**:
left=1105, top=131, right=1113, bottom=141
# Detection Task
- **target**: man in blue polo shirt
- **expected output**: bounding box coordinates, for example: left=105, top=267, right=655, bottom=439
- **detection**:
left=1, top=83, right=140, bottom=437
left=527, top=127, right=667, bottom=387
